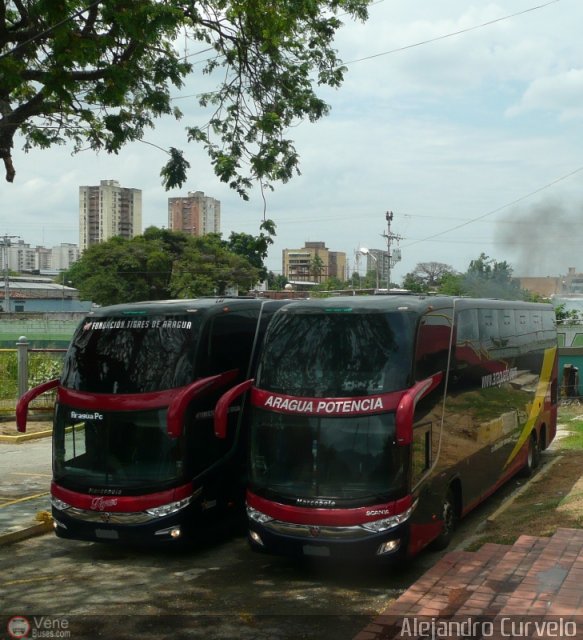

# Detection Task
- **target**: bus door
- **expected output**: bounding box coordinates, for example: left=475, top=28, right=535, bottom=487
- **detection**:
left=409, top=308, right=452, bottom=546
left=182, top=308, right=261, bottom=512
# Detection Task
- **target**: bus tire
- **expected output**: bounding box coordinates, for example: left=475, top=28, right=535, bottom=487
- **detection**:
left=521, top=432, right=540, bottom=478
left=430, top=488, right=457, bottom=551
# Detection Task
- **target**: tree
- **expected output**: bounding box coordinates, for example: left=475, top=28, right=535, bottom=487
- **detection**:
left=436, top=253, right=528, bottom=300
left=555, top=303, right=583, bottom=325
left=1, top=1, right=369, bottom=195
left=402, top=262, right=455, bottom=293
left=226, top=219, right=275, bottom=281
left=309, top=254, right=324, bottom=283
left=170, top=233, right=259, bottom=297
left=66, top=227, right=260, bottom=305
left=267, top=272, right=289, bottom=290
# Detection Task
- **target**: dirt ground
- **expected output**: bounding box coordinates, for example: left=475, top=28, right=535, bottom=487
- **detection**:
left=0, top=418, right=52, bottom=436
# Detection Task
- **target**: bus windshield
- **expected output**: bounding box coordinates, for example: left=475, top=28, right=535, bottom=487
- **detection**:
left=54, top=405, right=181, bottom=489
left=61, top=314, right=203, bottom=393
left=256, top=310, right=415, bottom=397
left=250, top=409, right=407, bottom=501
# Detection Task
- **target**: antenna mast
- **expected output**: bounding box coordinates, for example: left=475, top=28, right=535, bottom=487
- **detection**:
left=381, top=212, right=402, bottom=290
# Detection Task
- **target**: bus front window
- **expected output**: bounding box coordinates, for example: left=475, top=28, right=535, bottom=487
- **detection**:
left=249, top=409, right=407, bottom=502
left=54, top=406, right=181, bottom=490
left=256, top=311, right=414, bottom=397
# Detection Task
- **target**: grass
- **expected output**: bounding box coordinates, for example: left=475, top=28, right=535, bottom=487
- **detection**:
left=557, top=408, right=583, bottom=449
left=463, top=404, right=583, bottom=550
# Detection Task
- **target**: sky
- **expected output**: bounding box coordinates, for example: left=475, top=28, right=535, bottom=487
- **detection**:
left=2, top=0, right=583, bottom=284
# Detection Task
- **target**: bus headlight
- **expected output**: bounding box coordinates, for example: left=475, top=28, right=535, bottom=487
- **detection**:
left=51, top=497, right=71, bottom=511
left=247, top=506, right=273, bottom=525
left=145, top=496, right=192, bottom=518
left=361, top=502, right=416, bottom=533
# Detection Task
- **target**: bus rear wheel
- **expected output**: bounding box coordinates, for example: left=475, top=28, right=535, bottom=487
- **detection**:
left=430, top=488, right=457, bottom=551
left=521, top=432, right=540, bottom=477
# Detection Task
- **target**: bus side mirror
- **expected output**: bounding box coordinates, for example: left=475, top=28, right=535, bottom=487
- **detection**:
left=395, top=372, right=443, bottom=446
left=214, top=379, right=254, bottom=440
left=16, top=378, right=60, bottom=433
left=166, top=370, right=238, bottom=438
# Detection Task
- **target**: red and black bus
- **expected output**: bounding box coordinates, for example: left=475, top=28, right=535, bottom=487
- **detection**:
left=17, top=298, right=288, bottom=544
left=215, top=295, right=557, bottom=561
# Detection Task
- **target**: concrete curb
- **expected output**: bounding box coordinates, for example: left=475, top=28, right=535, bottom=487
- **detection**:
left=0, top=429, right=52, bottom=444
left=486, top=455, right=564, bottom=524
left=0, top=519, right=53, bottom=547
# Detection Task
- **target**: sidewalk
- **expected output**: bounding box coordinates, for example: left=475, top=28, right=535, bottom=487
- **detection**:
left=0, top=424, right=53, bottom=546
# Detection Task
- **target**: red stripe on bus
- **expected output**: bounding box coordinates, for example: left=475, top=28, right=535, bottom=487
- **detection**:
left=250, top=388, right=403, bottom=416
left=51, top=481, right=193, bottom=512
left=247, top=491, right=413, bottom=526
left=57, top=387, right=182, bottom=411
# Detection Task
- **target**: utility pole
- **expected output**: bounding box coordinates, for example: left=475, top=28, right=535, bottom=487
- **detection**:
left=381, top=211, right=402, bottom=290
left=1, top=234, right=19, bottom=313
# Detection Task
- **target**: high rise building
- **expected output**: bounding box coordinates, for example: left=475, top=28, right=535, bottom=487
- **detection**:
left=167, top=190, right=220, bottom=237
left=51, top=243, right=80, bottom=271
left=79, top=179, right=142, bottom=251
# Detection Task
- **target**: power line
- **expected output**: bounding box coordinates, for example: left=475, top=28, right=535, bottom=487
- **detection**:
left=342, top=0, right=561, bottom=67
left=402, top=164, right=583, bottom=250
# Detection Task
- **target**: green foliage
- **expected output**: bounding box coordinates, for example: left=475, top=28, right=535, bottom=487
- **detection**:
left=28, top=354, right=63, bottom=387
left=402, top=262, right=455, bottom=293
left=1, top=1, right=369, bottom=194
left=66, top=227, right=262, bottom=305
left=555, top=303, right=583, bottom=325
left=436, top=253, right=530, bottom=300
left=0, top=351, right=63, bottom=401
left=0, top=351, right=17, bottom=399
left=558, top=416, right=583, bottom=450
left=226, top=219, right=276, bottom=281
left=267, top=272, right=289, bottom=290
left=309, top=255, right=325, bottom=282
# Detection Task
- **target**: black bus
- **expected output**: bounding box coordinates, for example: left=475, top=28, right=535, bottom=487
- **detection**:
left=17, top=298, right=289, bottom=544
left=215, top=295, right=558, bottom=561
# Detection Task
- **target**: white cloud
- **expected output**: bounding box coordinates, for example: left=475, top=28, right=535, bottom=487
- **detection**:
left=507, top=68, right=583, bottom=120
left=2, top=0, right=582, bottom=282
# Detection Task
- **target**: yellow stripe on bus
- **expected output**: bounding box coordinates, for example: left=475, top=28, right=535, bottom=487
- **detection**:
left=504, top=346, right=557, bottom=468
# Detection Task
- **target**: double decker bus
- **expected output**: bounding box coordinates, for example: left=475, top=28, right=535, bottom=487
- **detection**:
left=214, top=295, right=557, bottom=561
left=16, top=298, right=288, bottom=544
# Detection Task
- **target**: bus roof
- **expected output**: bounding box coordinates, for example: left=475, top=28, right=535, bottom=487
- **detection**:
left=84, top=298, right=289, bottom=318
left=274, top=295, right=554, bottom=315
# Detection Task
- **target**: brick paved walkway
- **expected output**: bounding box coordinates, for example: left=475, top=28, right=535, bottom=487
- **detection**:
left=355, top=528, right=583, bottom=639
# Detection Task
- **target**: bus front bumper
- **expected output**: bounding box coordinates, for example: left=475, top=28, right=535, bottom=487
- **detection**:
left=51, top=504, right=194, bottom=544
left=247, top=519, right=410, bottom=562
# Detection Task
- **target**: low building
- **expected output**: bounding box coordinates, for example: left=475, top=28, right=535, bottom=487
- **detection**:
left=0, top=277, right=91, bottom=313
left=282, top=241, right=346, bottom=283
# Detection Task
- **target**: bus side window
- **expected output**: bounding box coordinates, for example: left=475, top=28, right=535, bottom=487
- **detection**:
left=478, top=308, right=499, bottom=350
left=204, top=311, right=259, bottom=377
left=411, top=422, right=432, bottom=486
left=414, top=311, right=452, bottom=380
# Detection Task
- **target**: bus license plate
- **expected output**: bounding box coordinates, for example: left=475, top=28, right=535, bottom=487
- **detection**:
left=95, top=529, right=119, bottom=540
left=303, top=545, right=330, bottom=557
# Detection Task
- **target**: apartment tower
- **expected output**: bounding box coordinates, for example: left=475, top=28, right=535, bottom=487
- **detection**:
left=167, top=190, right=221, bottom=236
left=79, top=180, right=142, bottom=251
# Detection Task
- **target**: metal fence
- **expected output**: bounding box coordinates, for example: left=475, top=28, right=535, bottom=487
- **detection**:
left=0, top=337, right=67, bottom=415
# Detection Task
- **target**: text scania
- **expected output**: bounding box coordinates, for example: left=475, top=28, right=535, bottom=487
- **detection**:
left=263, top=395, right=385, bottom=415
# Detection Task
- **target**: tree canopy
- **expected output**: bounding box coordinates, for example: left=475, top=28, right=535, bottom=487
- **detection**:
left=65, top=226, right=262, bottom=305
left=402, top=261, right=455, bottom=293
left=433, top=253, right=530, bottom=300
left=1, top=0, right=369, bottom=195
